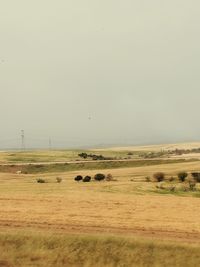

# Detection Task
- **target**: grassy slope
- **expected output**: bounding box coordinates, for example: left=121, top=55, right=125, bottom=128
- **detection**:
left=0, top=150, right=135, bottom=163
left=0, top=232, right=200, bottom=267
left=0, top=159, right=191, bottom=174
left=1, top=142, right=200, bottom=163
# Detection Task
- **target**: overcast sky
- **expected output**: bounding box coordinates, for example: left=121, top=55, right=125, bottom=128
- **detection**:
left=1, top=1, right=200, bottom=149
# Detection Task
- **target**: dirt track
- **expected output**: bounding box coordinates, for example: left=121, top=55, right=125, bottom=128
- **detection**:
left=1, top=218, right=200, bottom=244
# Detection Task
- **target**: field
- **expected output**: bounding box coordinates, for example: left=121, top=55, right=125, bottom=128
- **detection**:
left=1, top=144, right=200, bottom=266
left=97, top=142, right=200, bottom=152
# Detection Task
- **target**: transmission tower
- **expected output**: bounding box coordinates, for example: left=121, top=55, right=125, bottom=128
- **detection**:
left=21, top=130, right=25, bottom=150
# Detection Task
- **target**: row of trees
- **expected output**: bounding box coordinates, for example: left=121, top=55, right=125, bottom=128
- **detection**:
left=78, top=152, right=116, bottom=161
left=74, top=173, right=114, bottom=182
left=152, top=172, right=200, bottom=183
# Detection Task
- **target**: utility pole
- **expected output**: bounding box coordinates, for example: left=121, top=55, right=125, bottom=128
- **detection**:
left=21, top=130, right=25, bottom=151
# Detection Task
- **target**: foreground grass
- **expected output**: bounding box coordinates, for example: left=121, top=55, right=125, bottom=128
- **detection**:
left=0, top=232, right=200, bottom=267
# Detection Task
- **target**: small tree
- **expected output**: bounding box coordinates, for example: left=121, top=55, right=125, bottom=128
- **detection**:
left=78, top=153, right=88, bottom=159
left=83, top=176, right=91, bottom=182
left=74, top=175, right=83, bottom=182
left=153, top=172, right=165, bottom=182
left=178, top=172, right=188, bottom=182
left=94, top=173, right=106, bottom=181
left=191, top=173, right=200, bottom=183
left=145, top=176, right=151, bottom=182
left=56, top=177, right=62, bottom=183
left=106, top=173, right=113, bottom=181
left=36, top=178, right=46, bottom=183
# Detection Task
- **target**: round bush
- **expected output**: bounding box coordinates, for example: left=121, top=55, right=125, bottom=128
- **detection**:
left=74, top=175, right=83, bottom=182
left=153, top=172, right=165, bottom=182
left=36, top=178, right=46, bottom=183
left=83, top=176, right=91, bottom=182
left=191, top=173, right=200, bottom=183
left=178, top=172, right=188, bottom=182
left=94, top=173, right=106, bottom=181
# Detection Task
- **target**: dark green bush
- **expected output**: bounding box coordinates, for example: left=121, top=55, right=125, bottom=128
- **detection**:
left=36, top=178, right=46, bottom=183
left=178, top=172, right=188, bottom=182
left=74, top=175, right=83, bottom=182
left=153, top=172, right=165, bottom=182
left=78, top=153, right=88, bottom=159
left=94, top=173, right=106, bottom=181
left=191, top=173, right=200, bottom=183
left=83, top=176, right=91, bottom=182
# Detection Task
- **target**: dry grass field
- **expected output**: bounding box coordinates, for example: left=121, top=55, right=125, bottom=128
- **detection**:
left=0, top=149, right=131, bottom=164
left=96, top=142, right=200, bottom=152
left=1, top=161, right=200, bottom=240
left=1, top=147, right=200, bottom=266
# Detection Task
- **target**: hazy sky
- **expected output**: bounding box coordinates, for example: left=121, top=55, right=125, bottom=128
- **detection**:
left=1, top=1, right=200, bottom=148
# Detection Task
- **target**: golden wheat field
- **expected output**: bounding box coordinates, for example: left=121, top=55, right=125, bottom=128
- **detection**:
left=1, top=147, right=200, bottom=266
left=1, top=161, right=200, bottom=240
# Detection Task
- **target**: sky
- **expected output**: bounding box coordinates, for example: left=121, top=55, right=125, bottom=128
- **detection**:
left=1, top=0, right=200, bottom=149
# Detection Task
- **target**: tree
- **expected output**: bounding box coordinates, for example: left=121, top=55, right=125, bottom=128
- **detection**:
left=94, top=173, right=106, bottom=181
left=191, top=173, right=200, bottom=183
left=153, top=172, right=165, bottom=182
left=74, top=175, right=83, bottom=182
left=178, top=172, right=188, bottom=182
left=83, top=176, right=91, bottom=182
left=78, top=153, right=88, bottom=159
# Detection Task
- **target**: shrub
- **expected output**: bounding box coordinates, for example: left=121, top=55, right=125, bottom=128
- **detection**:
left=153, top=172, right=165, bottom=182
left=94, top=173, right=106, bottom=181
left=56, top=177, right=62, bottom=183
left=178, top=172, right=188, bottom=182
left=106, top=174, right=113, bottom=181
left=35, top=165, right=44, bottom=168
left=188, top=179, right=197, bottom=191
left=36, top=178, right=46, bottom=183
left=78, top=153, right=88, bottom=159
left=191, top=173, right=200, bottom=183
left=74, top=175, right=83, bottom=182
left=83, top=176, right=91, bottom=182
left=156, top=182, right=165, bottom=189
left=169, top=186, right=176, bottom=192
left=169, top=176, right=175, bottom=182
left=181, top=184, right=189, bottom=192
left=145, top=176, right=151, bottom=182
